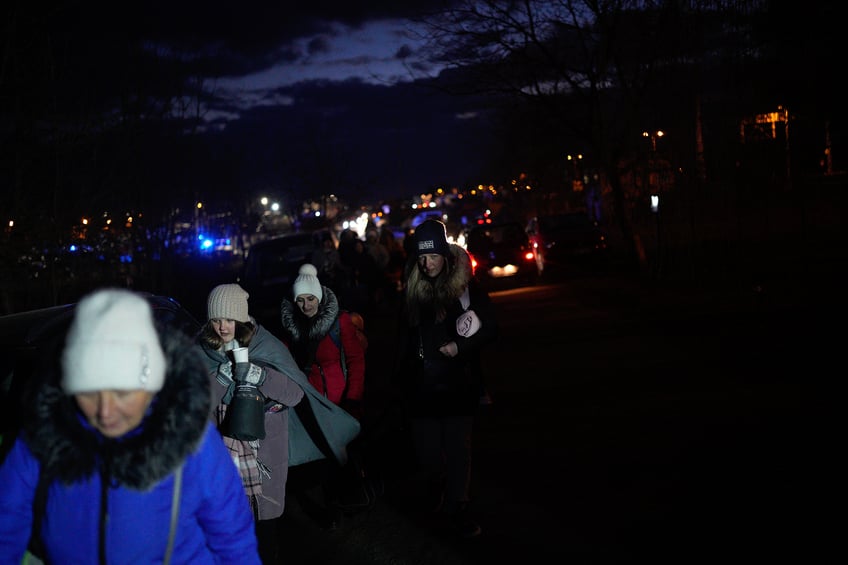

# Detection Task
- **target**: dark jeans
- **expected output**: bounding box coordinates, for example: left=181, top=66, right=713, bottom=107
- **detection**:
left=409, top=415, right=474, bottom=510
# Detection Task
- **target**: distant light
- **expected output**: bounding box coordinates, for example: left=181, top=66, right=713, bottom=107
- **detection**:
left=69, top=244, right=78, bottom=252
left=7, top=220, right=13, bottom=228
left=271, top=202, right=280, bottom=212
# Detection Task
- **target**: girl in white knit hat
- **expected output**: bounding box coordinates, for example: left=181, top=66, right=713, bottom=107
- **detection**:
left=196, top=282, right=359, bottom=559
left=280, top=263, right=368, bottom=529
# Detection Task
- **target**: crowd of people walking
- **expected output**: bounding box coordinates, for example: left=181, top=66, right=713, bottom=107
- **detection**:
left=0, top=219, right=498, bottom=564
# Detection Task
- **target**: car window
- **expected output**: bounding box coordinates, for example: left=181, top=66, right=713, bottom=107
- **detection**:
left=501, top=224, right=526, bottom=245
left=466, top=228, right=492, bottom=251
left=244, top=234, right=317, bottom=280
left=468, top=224, right=526, bottom=252
left=151, top=306, right=201, bottom=338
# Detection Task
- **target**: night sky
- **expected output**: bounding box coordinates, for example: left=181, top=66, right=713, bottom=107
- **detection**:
left=6, top=1, right=491, bottom=204
left=7, top=2, right=841, bottom=212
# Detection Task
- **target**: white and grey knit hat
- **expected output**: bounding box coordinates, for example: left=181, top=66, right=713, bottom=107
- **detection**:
left=61, top=288, right=166, bottom=394
left=292, top=263, right=323, bottom=301
left=207, top=283, right=250, bottom=322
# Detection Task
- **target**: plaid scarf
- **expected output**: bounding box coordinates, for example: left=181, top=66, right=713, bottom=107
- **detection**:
left=215, top=403, right=270, bottom=508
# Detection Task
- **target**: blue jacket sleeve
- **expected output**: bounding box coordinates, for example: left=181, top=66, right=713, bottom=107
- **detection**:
left=0, top=437, right=40, bottom=564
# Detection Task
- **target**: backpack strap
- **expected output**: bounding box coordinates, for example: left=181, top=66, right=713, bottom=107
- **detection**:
left=459, top=286, right=471, bottom=311
left=329, top=315, right=347, bottom=382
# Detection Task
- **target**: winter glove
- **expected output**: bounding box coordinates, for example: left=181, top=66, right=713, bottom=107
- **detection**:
left=233, top=362, right=266, bottom=385
left=218, top=362, right=266, bottom=404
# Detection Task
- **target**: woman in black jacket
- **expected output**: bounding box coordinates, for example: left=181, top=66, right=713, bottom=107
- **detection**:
left=393, top=219, right=498, bottom=539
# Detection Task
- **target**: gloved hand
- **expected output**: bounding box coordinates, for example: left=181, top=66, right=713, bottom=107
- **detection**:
left=233, top=362, right=266, bottom=385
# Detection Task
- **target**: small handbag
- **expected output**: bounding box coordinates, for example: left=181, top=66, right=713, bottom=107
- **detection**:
left=456, top=287, right=481, bottom=338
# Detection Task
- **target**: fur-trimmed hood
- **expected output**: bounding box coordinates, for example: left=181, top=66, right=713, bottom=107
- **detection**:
left=280, top=284, right=341, bottom=344
left=404, top=243, right=472, bottom=326
left=23, top=324, right=211, bottom=491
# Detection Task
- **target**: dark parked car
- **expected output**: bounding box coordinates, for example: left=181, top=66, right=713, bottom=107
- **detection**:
left=237, top=229, right=336, bottom=334
left=0, top=293, right=202, bottom=454
left=525, top=212, right=608, bottom=274
left=464, top=221, right=540, bottom=289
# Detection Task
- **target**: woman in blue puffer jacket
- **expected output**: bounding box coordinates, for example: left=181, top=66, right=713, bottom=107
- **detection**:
left=0, top=289, right=260, bottom=564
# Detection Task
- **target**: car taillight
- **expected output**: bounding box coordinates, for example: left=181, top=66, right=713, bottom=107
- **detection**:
left=523, top=251, right=535, bottom=262
left=469, top=254, right=478, bottom=274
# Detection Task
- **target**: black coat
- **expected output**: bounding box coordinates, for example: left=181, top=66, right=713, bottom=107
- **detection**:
left=394, top=244, right=498, bottom=416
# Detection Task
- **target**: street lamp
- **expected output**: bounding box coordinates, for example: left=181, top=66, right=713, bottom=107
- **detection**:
left=567, top=154, right=584, bottom=191
left=642, top=130, right=664, bottom=152
left=567, top=153, right=583, bottom=175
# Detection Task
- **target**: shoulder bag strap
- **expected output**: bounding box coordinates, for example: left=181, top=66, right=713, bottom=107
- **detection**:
left=163, top=464, right=183, bottom=565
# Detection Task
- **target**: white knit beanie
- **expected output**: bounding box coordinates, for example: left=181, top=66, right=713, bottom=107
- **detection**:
left=61, top=289, right=166, bottom=394
left=292, top=263, right=323, bottom=301
left=207, top=284, right=250, bottom=322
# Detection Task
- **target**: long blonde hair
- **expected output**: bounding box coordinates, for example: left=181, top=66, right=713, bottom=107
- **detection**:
left=404, top=244, right=471, bottom=326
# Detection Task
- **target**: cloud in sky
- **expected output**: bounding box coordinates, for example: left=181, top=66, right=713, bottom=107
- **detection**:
left=179, top=9, right=492, bottom=202
left=212, top=18, right=434, bottom=113
left=12, top=1, right=494, bottom=203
